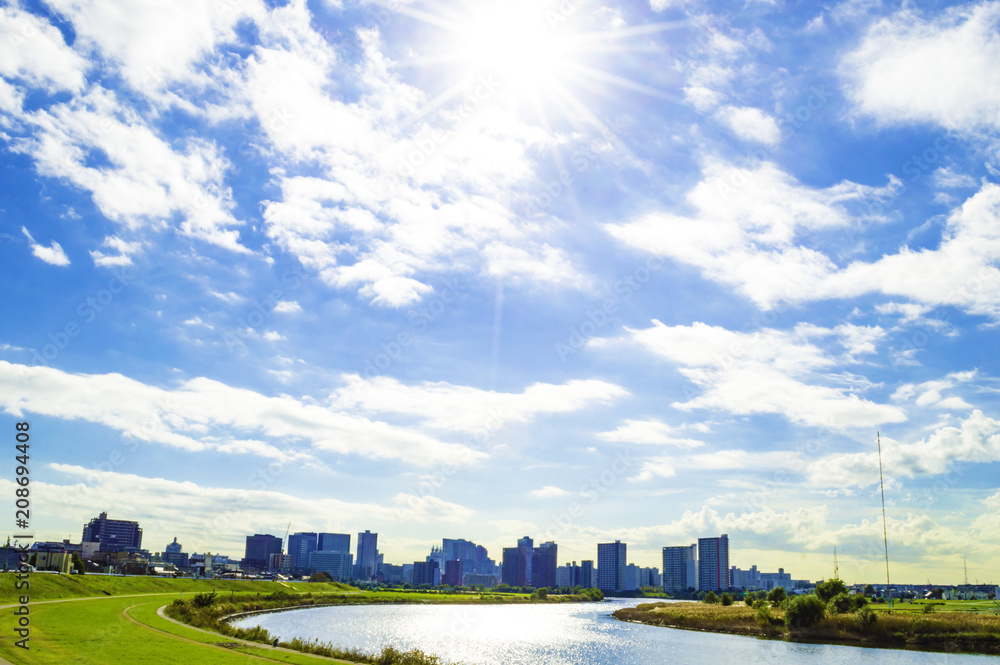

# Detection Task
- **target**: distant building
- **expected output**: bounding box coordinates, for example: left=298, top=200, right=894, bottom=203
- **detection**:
left=412, top=560, right=439, bottom=586
left=517, top=536, right=533, bottom=586
left=309, top=550, right=352, bottom=581
left=580, top=560, right=595, bottom=588
left=597, top=541, right=626, bottom=593
left=243, top=534, right=283, bottom=572
left=663, top=544, right=697, bottom=592
left=288, top=532, right=318, bottom=573
left=268, top=553, right=291, bottom=573
left=531, top=541, right=557, bottom=588
left=162, top=538, right=188, bottom=568
left=697, top=535, right=730, bottom=591
left=380, top=564, right=404, bottom=584
left=318, top=533, right=351, bottom=553
left=502, top=547, right=527, bottom=586
left=36, top=551, right=73, bottom=574
left=355, top=530, right=379, bottom=580
left=82, top=512, right=142, bottom=553
left=444, top=559, right=463, bottom=587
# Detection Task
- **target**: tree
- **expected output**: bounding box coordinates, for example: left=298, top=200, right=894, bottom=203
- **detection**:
left=784, top=594, right=826, bottom=629
left=309, top=572, right=332, bottom=583
left=744, top=593, right=756, bottom=607
left=71, top=553, right=86, bottom=575
left=863, top=584, right=875, bottom=597
left=816, top=578, right=848, bottom=603
left=767, top=587, right=786, bottom=606
left=720, top=593, right=733, bottom=606
left=537, top=588, right=548, bottom=600
left=703, top=591, right=719, bottom=604
left=828, top=592, right=856, bottom=614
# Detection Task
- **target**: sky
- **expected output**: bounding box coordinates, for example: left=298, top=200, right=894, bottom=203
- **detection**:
left=1, top=0, right=999, bottom=586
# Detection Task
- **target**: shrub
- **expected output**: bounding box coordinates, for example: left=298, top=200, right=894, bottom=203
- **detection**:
left=704, top=591, right=719, bottom=604
left=767, top=587, right=786, bottom=606
left=191, top=592, right=217, bottom=608
left=922, top=602, right=937, bottom=614
left=854, top=606, right=878, bottom=630
left=784, top=594, right=826, bottom=629
left=720, top=593, right=733, bottom=606
left=815, top=578, right=848, bottom=603
left=828, top=592, right=856, bottom=614
left=744, top=594, right=756, bottom=607
left=853, top=595, right=869, bottom=611
left=754, top=601, right=778, bottom=628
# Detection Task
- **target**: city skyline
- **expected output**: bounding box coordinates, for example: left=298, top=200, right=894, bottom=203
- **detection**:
left=2, top=0, right=1000, bottom=586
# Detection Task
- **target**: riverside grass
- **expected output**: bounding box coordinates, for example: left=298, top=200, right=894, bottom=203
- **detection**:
left=0, top=573, right=601, bottom=665
left=614, top=600, right=1000, bottom=655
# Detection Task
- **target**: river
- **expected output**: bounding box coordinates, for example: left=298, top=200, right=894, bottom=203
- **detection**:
left=230, top=598, right=994, bottom=664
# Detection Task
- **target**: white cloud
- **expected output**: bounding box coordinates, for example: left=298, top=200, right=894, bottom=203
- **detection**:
left=0, top=361, right=484, bottom=467
left=891, top=370, right=977, bottom=410
left=22, top=464, right=472, bottom=556
left=842, top=2, right=1000, bottom=132
left=933, top=166, right=978, bottom=189
left=262, top=330, right=286, bottom=342
left=333, top=374, right=628, bottom=434
left=21, top=226, right=70, bottom=266
left=715, top=105, right=782, bottom=146
left=89, top=235, right=142, bottom=267
left=807, top=410, right=1000, bottom=487
left=0, top=6, right=87, bottom=93
left=596, top=419, right=705, bottom=447
left=274, top=301, right=302, bottom=313
left=13, top=88, right=247, bottom=252
left=530, top=485, right=570, bottom=498
left=605, top=159, right=897, bottom=309
left=633, top=449, right=803, bottom=481
left=593, top=320, right=905, bottom=429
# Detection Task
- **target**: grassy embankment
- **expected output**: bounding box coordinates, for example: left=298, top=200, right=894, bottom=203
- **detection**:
left=614, top=600, right=1000, bottom=655
left=0, top=574, right=602, bottom=665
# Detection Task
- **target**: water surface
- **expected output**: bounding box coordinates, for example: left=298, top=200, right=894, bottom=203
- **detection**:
left=232, top=598, right=993, bottom=664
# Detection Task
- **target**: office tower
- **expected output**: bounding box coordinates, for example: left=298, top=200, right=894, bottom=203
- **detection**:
left=581, top=560, right=594, bottom=588
left=412, top=560, right=439, bottom=586
left=356, top=530, right=379, bottom=580
left=662, top=544, right=698, bottom=592
left=698, top=534, right=730, bottom=591
left=444, top=559, right=463, bottom=587
left=597, top=541, right=626, bottom=593
left=309, top=550, right=353, bottom=581
left=81, top=512, right=142, bottom=552
left=243, top=534, right=283, bottom=571
left=288, top=532, right=318, bottom=572
left=502, top=547, right=528, bottom=586
left=318, top=533, right=351, bottom=553
left=531, top=541, right=558, bottom=588
left=517, top=536, right=533, bottom=587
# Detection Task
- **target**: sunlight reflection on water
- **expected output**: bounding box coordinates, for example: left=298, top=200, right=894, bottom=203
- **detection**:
left=232, top=599, right=992, bottom=665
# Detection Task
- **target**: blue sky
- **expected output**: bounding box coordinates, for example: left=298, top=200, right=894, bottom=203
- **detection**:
left=2, top=0, right=999, bottom=585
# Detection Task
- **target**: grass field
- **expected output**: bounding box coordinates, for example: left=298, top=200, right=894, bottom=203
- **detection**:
left=0, top=573, right=564, bottom=664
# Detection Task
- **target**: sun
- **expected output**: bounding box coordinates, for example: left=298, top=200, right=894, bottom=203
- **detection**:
left=447, top=1, right=579, bottom=95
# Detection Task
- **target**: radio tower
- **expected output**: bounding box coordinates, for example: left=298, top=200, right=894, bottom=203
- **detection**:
left=834, top=544, right=840, bottom=580
left=964, top=556, right=968, bottom=586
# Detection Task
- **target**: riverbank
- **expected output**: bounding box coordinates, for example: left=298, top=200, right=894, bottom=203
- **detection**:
left=613, top=601, right=1000, bottom=655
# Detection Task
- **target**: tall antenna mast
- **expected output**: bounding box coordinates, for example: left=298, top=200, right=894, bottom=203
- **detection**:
left=877, top=431, right=892, bottom=607
left=964, top=556, right=968, bottom=586
left=833, top=544, right=839, bottom=580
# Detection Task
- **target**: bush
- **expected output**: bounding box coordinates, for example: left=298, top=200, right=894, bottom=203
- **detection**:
left=854, top=606, right=878, bottom=630
left=703, top=591, right=719, bottom=604
left=785, top=594, right=826, bottom=629
left=754, top=601, right=779, bottom=628
left=191, top=592, right=217, bottom=608
left=922, top=602, right=937, bottom=614
left=745, top=593, right=756, bottom=607
left=828, top=592, right=856, bottom=614
left=767, top=587, right=786, bottom=606
left=720, top=593, right=733, bottom=606
left=815, top=578, right=848, bottom=603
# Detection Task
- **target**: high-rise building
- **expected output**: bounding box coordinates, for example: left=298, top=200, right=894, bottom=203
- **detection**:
left=288, top=532, right=318, bottom=573
left=662, top=544, right=698, bottom=592
left=581, top=560, right=594, bottom=588
left=81, top=512, right=142, bottom=552
left=443, top=559, right=463, bottom=587
left=502, top=547, right=527, bottom=586
left=698, top=534, right=730, bottom=591
left=597, top=541, right=626, bottom=593
left=161, top=538, right=187, bottom=567
left=517, top=536, right=533, bottom=586
left=412, top=560, right=439, bottom=586
left=243, top=534, right=283, bottom=571
left=531, top=541, right=557, bottom=588
left=309, top=550, right=353, bottom=581
left=318, top=533, right=351, bottom=553
left=355, top=530, right=378, bottom=580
